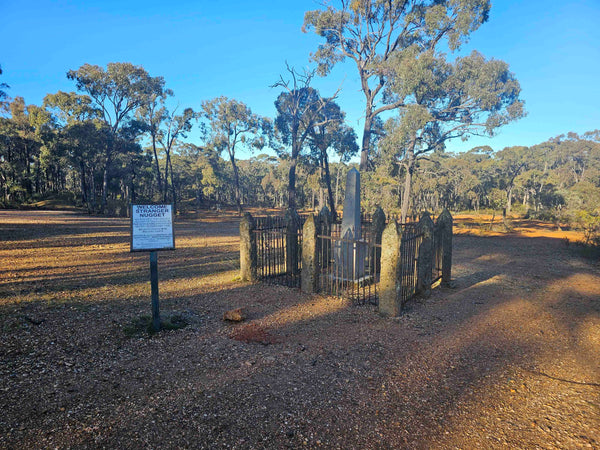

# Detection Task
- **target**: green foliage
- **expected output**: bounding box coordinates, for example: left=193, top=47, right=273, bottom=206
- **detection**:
left=201, top=97, right=269, bottom=211
left=303, top=0, right=492, bottom=168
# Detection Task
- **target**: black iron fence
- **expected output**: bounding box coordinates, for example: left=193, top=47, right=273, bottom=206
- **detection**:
left=432, top=222, right=443, bottom=284
left=398, top=223, right=424, bottom=307
left=252, top=214, right=306, bottom=288
left=240, top=208, right=453, bottom=315
left=317, top=234, right=381, bottom=305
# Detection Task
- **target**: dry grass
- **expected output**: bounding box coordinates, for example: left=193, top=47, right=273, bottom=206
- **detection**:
left=0, top=209, right=599, bottom=449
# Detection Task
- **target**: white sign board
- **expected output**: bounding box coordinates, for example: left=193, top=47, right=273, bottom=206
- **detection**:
left=130, top=204, right=175, bottom=252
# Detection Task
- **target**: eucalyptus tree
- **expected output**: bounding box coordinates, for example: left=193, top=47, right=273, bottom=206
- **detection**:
left=381, top=50, right=524, bottom=222
left=4, top=97, right=40, bottom=197
left=67, top=62, right=166, bottom=211
left=43, top=91, right=104, bottom=207
left=273, top=66, right=338, bottom=209
left=156, top=107, right=196, bottom=209
left=493, top=146, right=530, bottom=214
left=201, top=97, right=270, bottom=213
left=307, top=100, right=358, bottom=219
left=303, top=0, right=492, bottom=170
left=136, top=88, right=174, bottom=195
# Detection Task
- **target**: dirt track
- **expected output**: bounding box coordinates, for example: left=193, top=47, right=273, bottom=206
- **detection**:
left=0, top=210, right=599, bottom=449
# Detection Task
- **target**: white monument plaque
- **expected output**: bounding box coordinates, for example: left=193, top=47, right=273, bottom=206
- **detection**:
left=131, top=204, right=175, bottom=252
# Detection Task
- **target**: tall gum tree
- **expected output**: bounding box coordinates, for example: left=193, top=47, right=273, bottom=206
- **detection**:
left=303, top=0, right=491, bottom=171
left=307, top=100, right=358, bottom=219
left=137, top=88, right=174, bottom=197
left=201, top=97, right=270, bottom=213
left=157, top=107, right=196, bottom=210
left=273, top=66, right=338, bottom=210
left=381, top=50, right=525, bottom=222
left=67, top=62, right=166, bottom=212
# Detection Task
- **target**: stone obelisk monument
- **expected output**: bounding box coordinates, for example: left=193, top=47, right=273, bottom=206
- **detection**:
left=335, top=168, right=365, bottom=280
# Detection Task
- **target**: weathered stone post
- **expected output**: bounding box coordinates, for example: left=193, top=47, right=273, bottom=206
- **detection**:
left=379, top=220, right=402, bottom=317
left=301, top=214, right=319, bottom=293
left=240, top=212, right=257, bottom=282
left=417, top=212, right=434, bottom=296
left=285, top=208, right=301, bottom=276
left=318, top=206, right=332, bottom=268
left=370, top=206, right=386, bottom=275
left=438, top=208, right=453, bottom=285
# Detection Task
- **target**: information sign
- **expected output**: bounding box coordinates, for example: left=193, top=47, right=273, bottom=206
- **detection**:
left=130, top=204, right=175, bottom=252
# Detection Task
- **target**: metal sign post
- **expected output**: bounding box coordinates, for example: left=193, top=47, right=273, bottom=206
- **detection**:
left=150, top=250, right=160, bottom=331
left=130, top=204, right=175, bottom=332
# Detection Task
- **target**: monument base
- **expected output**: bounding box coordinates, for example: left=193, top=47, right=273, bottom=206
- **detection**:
left=328, top=273, right=374, bottom=286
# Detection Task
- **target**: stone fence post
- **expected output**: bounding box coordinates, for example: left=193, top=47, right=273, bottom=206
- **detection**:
left=438, top=209, right=453, bottom=285
left=301, top=214, right=319, bottom=293
left=285, top=208, right=301, bottom=276
left=240, top=212, right=257, bottom=282
left=379, top=220, right=402, bottom=317
left=417, top=212, right=434, bottom=296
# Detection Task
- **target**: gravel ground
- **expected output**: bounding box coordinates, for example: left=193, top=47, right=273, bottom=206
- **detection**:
left=0, top=210, right=598, bottom=449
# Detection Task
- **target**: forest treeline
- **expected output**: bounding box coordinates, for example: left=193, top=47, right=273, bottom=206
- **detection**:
left=0, top=1, right=598, bottom=237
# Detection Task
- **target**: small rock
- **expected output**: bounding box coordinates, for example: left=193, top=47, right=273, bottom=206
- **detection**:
left=223, top=308, right=246, bottom=322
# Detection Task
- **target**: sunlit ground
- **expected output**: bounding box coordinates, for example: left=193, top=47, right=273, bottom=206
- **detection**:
left=0, top=209, right=598, bottom=448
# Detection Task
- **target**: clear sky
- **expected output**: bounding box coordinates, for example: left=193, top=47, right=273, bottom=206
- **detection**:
left=2, top=0, right=599, bottom=158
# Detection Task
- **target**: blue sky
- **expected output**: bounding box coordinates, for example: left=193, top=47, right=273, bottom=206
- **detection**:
left=2, top=0, right=599, bottom=158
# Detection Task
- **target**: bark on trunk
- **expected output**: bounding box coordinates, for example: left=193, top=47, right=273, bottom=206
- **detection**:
left=400, top=161, right=413, bottom=224
left=230, top=154, right=243, bottom=213
left=323, top=151, right=337, bottom=221
left=152, top=134, right=163, bottom=195
left=506, top=186, right=513, bottom=214
left=400, top=141, right=417, bottom=224
left=101, top=153, right=111, bottom=213
left=360, top=114, right=373, bottom=171
left=79, top=161, right=87, bottom=205
left=288, top=158, right=297, bottom=210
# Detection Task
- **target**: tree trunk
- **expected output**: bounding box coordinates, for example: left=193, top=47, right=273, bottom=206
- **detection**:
left=169, top=156, right=177, bottom=214
left=288, top=126, right=300, bottom=210
left=288, top=158, right=297, bottom=210
left=230, top=153, right=243, bottom=213
left=101, top=152, right=111, bottom=213
left=318, top=160, right=324, bottom=209
left=79, top=161, right=87, bottom=205
left=151, top=134, right=163, bottom=196
left=360, top=113, right=373, bottom=171
left=400, top=142, right=417, bottom=224
left=89, top=167, right=96, bottom=211
left=323, top=150, right=337, bottom=221
left=163, top=150, right=170, bottom=203
left=506, top=185, right=513, bottom=214
left=335, top=164, right=341, bottom=212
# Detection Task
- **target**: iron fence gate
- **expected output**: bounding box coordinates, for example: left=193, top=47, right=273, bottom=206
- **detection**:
left=399, top=224, right=424, bottom=307
left=317, top=234, right=381, bottom=305
left=254, top=215, right=305, bottom=288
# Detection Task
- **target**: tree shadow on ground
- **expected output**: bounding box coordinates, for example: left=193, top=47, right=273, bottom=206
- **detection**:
left=1, top=214, right=599, bottom=448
